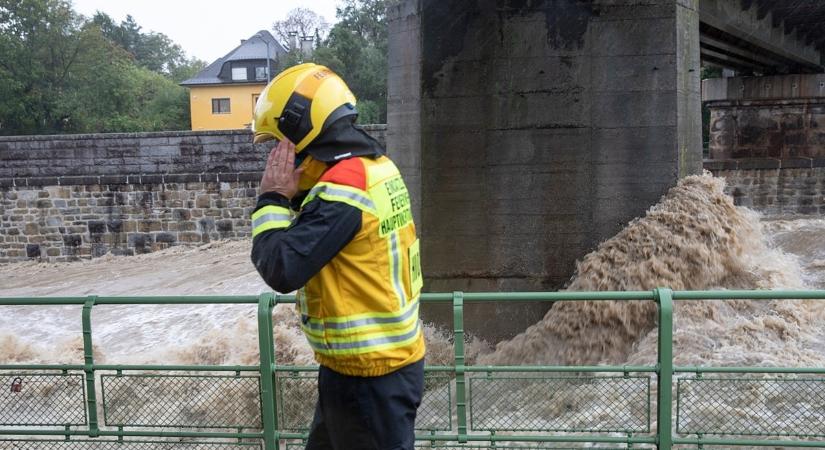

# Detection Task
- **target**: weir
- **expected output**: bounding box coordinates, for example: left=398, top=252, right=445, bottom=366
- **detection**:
left=3, top=289, right=825, bottom=449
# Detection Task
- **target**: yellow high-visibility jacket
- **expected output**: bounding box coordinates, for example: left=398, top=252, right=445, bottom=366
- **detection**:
left=251, top=155, right=425, bottom=377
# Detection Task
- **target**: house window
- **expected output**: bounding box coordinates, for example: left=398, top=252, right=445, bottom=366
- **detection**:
left=255, top=66, right=267, bottom=80
left=212, top=98, right=231, bottom=114
left=231, top=67, right=247, bottom=81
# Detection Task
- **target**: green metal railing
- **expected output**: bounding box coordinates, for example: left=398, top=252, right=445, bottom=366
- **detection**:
left=2, top=289, right=825, bottom=449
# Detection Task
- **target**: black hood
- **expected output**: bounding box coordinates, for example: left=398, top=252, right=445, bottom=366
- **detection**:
left=289, top=117, right=385, bottom=210
left=303, top=117, right=386, bottom=163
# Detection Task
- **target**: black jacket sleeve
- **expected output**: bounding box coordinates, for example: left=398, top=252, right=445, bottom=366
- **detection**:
left=250, top=193, right=361, bottom=293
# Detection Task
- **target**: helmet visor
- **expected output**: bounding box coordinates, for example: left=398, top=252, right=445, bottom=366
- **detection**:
left=253, top=132, right=276, bottom=144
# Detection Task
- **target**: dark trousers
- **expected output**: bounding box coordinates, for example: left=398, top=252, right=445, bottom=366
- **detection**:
left=305, top=359, right=424, bottom=450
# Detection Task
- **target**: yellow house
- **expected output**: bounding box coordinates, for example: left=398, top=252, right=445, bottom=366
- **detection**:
left=181, top=30, right=286, bottom=130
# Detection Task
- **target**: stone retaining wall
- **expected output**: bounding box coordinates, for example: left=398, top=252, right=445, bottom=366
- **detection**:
left=703, top=75, right=825, bottom=161
left=0, top=126, right=387, bottom=263
left=705, top=158, right=825, bottom=215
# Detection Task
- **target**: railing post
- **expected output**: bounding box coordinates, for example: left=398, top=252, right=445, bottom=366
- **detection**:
left=258, top=292, right=279, bottom=450
left=452, top=291, right=468, bottom=442
left=82, top=296, right=99, bottom=437
left=655, top=288, right=673, bottom=450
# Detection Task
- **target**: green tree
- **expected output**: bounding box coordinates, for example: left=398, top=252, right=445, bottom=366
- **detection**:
left=311, top=0, right=389, bottom=124
left=0, top=0, right=105, bottom=133
left=272, top=7, right=329, bottom=51
left=168, top=57, right=207, bottom=83
left=0, top=0, right=196, bottom=135
left=91, top=12, right=196, bottom=76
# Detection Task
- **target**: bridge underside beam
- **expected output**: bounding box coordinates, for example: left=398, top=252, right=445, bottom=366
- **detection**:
left=699, top=0, right=823, bottom=74
left=761, top=0, right=825, bottom=50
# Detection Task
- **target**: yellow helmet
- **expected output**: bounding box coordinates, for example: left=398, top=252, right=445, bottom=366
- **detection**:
left=252, top=63, right=357, bottom=151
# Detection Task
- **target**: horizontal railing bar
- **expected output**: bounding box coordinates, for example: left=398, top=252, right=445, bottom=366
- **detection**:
left=0, top=429, right=264, bottom=439
left=0, top=296, right=261, bottom=305
left=0, top=440, right=262, bottom=446
left=423, top=366, right=455, bottom=372
left=672, top=290, right=825, bottom=300
left=268, top=290, right=825, bottom=303
left=0, top=297, right=89, bottom=305
left=257, top=292, right=658, bottom=303
left=464, top=365, right=657, bottom=373
left=0, top=365, right=259, bottom=371
left=272, top=365, right=318, bottom=372
left=94, top=364, right=260, bottom=371
left=673, top=438, right=825, bottom=447
left=277, top=432, right=657, bottom=444
left=4, top=290, right=824, bottom=306
left=269, top=365, right=657, bottom=373
left=100, top=430, right=263, bottom=438
left=0, top=365, right=85, bottom=370
left=676, top=366, right=825, bottom=374
left=0, top=364, right=657, bottom=373
left=458, top=291, right=656, bottom=301
left=94, top=296, right=261, bottom=304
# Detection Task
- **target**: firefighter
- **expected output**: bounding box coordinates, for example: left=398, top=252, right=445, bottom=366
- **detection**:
left=250, top=63, right=425, bottom=450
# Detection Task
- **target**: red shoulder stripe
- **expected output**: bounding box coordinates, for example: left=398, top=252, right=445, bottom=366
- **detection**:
left=319, top=157, right=367, bottom=190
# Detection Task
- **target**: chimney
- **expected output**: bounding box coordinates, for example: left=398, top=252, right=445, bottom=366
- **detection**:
left=288, top=31, right=298, bottom=51
left=300, top=36, right=313, bottom=56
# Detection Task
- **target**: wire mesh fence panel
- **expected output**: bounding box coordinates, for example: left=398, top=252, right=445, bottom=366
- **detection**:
left=677, top=376, right=825, bottom=436
left=415, top=374, right=452, bottom=432
left=413, top=447, right=636, bottom=450
left=0, top=373, right=86, bottom=426
left=469, top=374, right=650, bottom=432
left=276, top=375, right=317, bottom=432
left=0, top=440, right=261, bottom=449
left=101, top=375, right=262, bottom=428
left=285, top=445, right=635, bottom=450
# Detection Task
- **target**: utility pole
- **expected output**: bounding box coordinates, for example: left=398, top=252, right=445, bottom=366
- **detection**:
left=254, top=32, right=271, bottom=83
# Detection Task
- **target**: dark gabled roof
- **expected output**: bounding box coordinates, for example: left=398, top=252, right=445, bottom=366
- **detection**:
left=180, top=30, right=287, bottom=86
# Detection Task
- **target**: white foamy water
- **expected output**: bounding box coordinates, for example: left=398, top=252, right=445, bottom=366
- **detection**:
left=0, top=240, right=488, bottom=368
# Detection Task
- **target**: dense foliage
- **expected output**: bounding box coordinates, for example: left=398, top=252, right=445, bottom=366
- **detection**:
left=0, top=0, right=203, bottom=135
left=290, top=0, right=389, bottom=124
left=0, top=0, right=391, bottom=135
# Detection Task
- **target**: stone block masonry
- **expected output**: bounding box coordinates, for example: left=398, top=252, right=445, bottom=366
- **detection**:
left=0, top=179, right=258, bottom=263
left=703, top=75, right=825, bottom=216
left=704, top=74, right=825, bottom=160
left=0, top=126, right=386, bottom=263
left=705, top=159, right=825, bottom=216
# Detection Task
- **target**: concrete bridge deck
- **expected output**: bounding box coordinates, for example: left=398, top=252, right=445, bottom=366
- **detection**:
left=701, top=0, right=825, bottom=74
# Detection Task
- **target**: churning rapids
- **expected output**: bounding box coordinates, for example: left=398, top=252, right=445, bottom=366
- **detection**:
left=2, top=173, right=825, bottom=447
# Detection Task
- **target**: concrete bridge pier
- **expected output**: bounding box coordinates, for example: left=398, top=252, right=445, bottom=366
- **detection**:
left=388, top=0, right=703, bottom=340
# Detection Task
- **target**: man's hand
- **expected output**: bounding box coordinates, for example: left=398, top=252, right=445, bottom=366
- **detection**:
left=260, top=139, right=304, bottom=200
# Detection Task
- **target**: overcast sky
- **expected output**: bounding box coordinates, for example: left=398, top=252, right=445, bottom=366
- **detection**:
left=71, top=0, right=341, bottom=62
